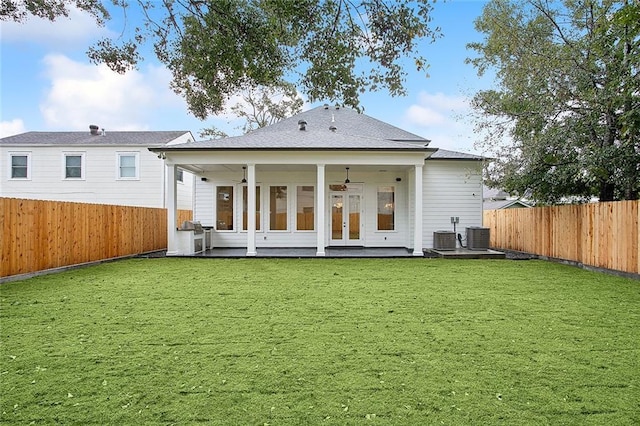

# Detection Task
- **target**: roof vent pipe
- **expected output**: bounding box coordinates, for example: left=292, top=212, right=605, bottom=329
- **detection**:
left=89, top=125, right=99, bottom=135
left=101, top=128, right=106, bottom=136
left=329, top=126, right=337, bottom=132
left=298, top=120, right=307, bottom=131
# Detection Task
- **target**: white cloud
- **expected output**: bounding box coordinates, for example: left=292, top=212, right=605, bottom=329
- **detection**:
left=0, top=6, right=113, bottom=47
left=39, top=54, right=184, bottom=131
left=0, top=119, right=26, bottom=137
left=403, top=91, right=480, bottom=154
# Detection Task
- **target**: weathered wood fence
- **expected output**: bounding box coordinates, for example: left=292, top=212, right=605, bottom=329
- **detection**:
left=1, top=198, right=192, bottom=278
left=483, top=200, right=639, bottom=274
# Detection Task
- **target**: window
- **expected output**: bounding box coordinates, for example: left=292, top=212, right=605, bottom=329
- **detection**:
left=64, top=153, right=84, bottom=179
left=269, top=186, right=287, bottom=230
left=177, top=168, right=184, bottom=183
left=216, top=186, right=234, bottom=230
left=296, top=186, right=315, bottom=231
left=10, top=153, right=30, bottom=179
left=377, top=186, right=395, bottom=231
left=117, top=152, right=139, bottom=179
left=242, top=186, right=261, bottom=231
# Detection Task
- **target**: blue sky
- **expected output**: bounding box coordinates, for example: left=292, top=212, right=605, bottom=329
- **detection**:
left=0, top=1, right=493, bottom=154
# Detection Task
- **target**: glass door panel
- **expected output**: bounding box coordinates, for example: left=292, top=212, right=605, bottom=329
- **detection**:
left=348, top=194, right=360, bottom=240
left=331, top=194, right=343, bottom=240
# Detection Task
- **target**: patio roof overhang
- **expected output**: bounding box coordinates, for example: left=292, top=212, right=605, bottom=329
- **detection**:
left=149, top=147, right=437, bottom=175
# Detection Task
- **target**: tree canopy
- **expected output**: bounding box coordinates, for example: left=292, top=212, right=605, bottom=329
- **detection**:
left=2, top=0, right=440, bottom=120
left=467, top=0, right=639, bottom=203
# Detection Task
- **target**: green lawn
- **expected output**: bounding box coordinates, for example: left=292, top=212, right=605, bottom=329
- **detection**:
left=1, top=258, right=638, bottom=425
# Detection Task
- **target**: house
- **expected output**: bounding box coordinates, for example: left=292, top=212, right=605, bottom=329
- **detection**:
left=150, top=105, right=486, bottom=256
left=483, top=185, right=532, bottom=210
left=0, top=127, right=194, bottom=209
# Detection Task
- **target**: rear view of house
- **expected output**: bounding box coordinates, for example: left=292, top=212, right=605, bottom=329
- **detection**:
left=150, top=105, right=486, bottom=256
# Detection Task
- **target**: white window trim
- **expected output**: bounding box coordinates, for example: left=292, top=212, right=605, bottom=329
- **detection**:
left=268, top=184, right=289, bottom=232
left=295, top=184, right=315, bottom=232
left=62, top=152, right=85, bottom=180
left=240, top=184, right=263, bottom=233
left=116, top=152, right=140, bottom=180
left=376, top=185, right=396, bottom=232
left=9, top=152, right=31, bottom=180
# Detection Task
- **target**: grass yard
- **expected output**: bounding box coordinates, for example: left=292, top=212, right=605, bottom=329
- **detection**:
left=1, top=258, right=638, bottom=425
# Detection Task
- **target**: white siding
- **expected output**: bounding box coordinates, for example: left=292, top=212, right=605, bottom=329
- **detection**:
left=1, top=145, right=193, bottom=209
left=422, top=160, right=483, bottom=248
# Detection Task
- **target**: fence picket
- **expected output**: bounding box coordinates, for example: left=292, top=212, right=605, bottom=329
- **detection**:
left=484, top=200, right=639, bottom=274
left=1, top=197, right=193, bottom=278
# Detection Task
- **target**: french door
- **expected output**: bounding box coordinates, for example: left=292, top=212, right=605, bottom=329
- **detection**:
left=329, top=190, right=363, bottom=246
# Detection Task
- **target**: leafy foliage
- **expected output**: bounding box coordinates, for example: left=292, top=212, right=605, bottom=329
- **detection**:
left=0, top=0, right=109, bottom=23
left=467, top=0, right=640, bottom=202
left=2, top=1, right=440, bottom=120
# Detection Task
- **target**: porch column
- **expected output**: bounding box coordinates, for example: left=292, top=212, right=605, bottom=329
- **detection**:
left=413, top=164, right=424, bottom=256
left=316, top=164, right=326, bottom=256
left=246, top=163, right=257, bottom=256
left=166, top=163, right=179, bottom=255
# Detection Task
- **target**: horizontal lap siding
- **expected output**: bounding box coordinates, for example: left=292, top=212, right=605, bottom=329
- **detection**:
left=0, top=197, right=183, bottom=278
left=423, top=161, right=483, bottom=248
left=484, top=200, right=639, bottom=274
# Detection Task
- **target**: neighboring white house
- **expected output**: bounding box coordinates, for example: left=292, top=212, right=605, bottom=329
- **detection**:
left=0, top=127, right=195, bottom=209
left=150, top=105, right=486, bottom=256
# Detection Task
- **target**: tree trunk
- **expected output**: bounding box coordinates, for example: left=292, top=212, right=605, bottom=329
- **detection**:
left=599, top=181, right=615, bottom=201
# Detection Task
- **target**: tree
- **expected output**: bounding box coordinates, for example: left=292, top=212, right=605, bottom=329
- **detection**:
left=199, top=83, right=303, bottom=139
left=2, top=1, right=440, bottom=120
left=467, top=0, right=639, bottom=203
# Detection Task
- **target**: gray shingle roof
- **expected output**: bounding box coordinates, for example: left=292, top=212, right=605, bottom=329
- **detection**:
left=428, top=149, right=485, bottom=161
left=0, top=131, right=192, bottom=147
left=253, top=105, right=430, bottom=142
left=154, top=105, right=433, bottom=152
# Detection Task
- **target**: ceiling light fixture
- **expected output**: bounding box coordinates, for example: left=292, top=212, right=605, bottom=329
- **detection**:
left=241, top=166, right=247, bottom=183
left=344, top=167, right=350, bottom=184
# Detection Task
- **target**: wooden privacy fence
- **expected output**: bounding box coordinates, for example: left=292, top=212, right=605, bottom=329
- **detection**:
left=484, top=200, right=639, bottom=274
left=1, top=198, right=192, bottom=278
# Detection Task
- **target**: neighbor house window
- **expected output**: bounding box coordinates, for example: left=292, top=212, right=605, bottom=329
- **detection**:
left=269, top=186, right=287, bottom=231
left=242, top=186, right=261, bottom=231
left=377, top=186, right=395, bottom=231
left=117, top=152, right=139, bottom=180
left=296, top=186, right=315, bottom=231
left=64, top=153, right=84, bottom=179
left=10, top=153, right=30, bottom=179
left=216, top=186, right=234, bottom=230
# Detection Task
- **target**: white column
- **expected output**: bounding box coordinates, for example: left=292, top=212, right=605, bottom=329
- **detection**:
left=316, top=164, right=326, bottom=256
left=246, top=163, right=257, bottom=256
left=413, top=164, right=424, bottom=256
left=166, top=163, right=179, bottom=255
